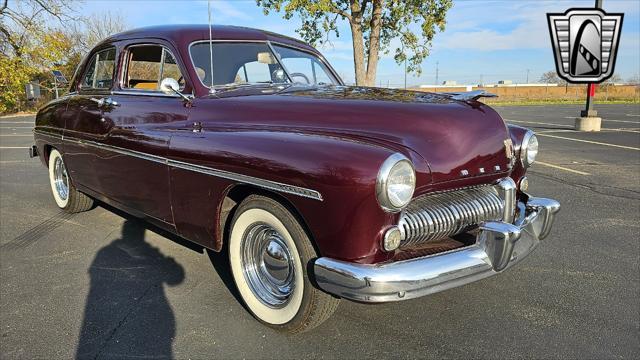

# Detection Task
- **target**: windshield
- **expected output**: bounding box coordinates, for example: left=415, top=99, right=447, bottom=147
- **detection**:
left=189, top=42, right=339, bottom=89
left=190, top=42, right=290, bottom=88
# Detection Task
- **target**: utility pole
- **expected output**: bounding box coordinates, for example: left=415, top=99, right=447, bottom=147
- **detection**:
left=575, top=0, right=603, bottom=131
left=480, top=74, right=483, bottom=87
left=435, top=61, right=439, bottom=85
left=404, top=58, right=407, bottom=89
left=53, top=76, right=59, bottom=99
left=526, top=69, right=530, bottom=84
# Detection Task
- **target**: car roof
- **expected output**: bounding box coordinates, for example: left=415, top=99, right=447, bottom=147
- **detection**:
left=101, top=24, right=317, bottom=53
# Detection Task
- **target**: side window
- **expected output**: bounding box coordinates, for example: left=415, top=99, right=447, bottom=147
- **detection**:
left=279, top=57, right=314, bottom=84
left=162, top=50, right=185, bottom=89
left=124, top=45, right=185, bottom=91
left=272, top=44, right=337, bottom=85
left=82, top=47, right=116, bottom=89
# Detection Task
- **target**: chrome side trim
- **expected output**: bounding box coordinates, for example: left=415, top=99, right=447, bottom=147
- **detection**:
left=167, top=158, right=323, bottom=201
left=111, top=90, right=182, bottom=98
left=314, top=196, right=561, bottom=302
left=33, top=129, right=323, bottom=201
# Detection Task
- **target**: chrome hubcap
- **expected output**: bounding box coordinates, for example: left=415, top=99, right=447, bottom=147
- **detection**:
left=53, top=157, right=69, bottom=201
left=241, top=223, right=295, bottom=308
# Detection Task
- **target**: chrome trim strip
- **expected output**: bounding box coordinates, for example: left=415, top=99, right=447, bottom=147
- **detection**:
left=314, top=196, right=560, bottom=302
left=167, top=158, right=323, bottom=201
left=111, top=90, right=182, bottom=98
left=33, top=129, right=323, bottom=201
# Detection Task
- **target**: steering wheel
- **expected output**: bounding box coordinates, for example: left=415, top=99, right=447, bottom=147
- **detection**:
left=289, top=72, right=311, bottom=84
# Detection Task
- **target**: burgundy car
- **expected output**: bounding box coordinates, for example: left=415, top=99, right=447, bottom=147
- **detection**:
left=32, top=25, right=560, bottom=333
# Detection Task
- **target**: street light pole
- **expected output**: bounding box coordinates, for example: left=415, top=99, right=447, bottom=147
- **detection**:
left=404, top=58, right=407, bottom=89
left=435, top=61, right=439, bottom=85
left=575, top=0, right=603, bottom=131
left=53, top=76, right=59, bottom=99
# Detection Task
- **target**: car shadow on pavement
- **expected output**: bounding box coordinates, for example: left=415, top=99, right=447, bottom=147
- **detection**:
left=75, top=219, right=185, bottom=360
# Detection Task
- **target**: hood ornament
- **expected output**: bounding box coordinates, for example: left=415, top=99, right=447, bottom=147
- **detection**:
left=447, top=90, right=498, bottom=102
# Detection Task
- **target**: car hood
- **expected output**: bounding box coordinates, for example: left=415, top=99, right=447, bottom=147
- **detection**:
left=207, top=85, right=513, bottom=185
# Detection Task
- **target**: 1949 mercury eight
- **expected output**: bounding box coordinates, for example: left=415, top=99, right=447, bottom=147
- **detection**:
left=32, top=25, right=560, bottom=333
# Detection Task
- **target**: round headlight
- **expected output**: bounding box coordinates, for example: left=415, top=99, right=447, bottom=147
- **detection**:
left=376, top=153, right=416, bottom=212
left=521, top=132, right=538, bottom=168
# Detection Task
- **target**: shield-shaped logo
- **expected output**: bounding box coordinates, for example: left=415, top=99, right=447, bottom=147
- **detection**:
left=547, top=8, right=623, bottom=83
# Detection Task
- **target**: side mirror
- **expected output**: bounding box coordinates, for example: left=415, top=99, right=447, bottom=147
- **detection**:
left=160, top=78, right=180, bottom=94
left=160, top=78, right=191, bottom=102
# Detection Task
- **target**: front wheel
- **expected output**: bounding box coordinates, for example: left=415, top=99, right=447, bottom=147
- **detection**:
left=48, top=149, right=94, bottom=213
left=228, top=195, right=339, bottom=333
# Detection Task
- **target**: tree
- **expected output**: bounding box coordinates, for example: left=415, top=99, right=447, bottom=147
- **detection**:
left=257, top=0, right=452, bottom=86
left=73, top=11, right=129, bottom=52
left=539, top=71, right=566, bottom=85
left=601, top=73, right=622, bottom=86
left=0, top=0, right=127, bottom=113
left=62, top=11, right=128, bottom=80
left=0, top=0, right=77, bottom=112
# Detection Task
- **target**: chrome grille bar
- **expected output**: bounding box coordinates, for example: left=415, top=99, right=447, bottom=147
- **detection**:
left=398, top=185, right=505, bottom=247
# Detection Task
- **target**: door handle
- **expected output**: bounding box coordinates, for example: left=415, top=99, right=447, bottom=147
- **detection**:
left=90, top=97, right=120, bottom=109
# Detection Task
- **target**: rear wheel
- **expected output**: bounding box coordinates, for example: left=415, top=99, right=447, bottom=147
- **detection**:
left=228, top=195, right=339, bottom=333
left=48, top=149, right=93, bottom=213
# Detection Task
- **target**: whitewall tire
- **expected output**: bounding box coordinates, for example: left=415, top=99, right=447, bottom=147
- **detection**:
left=48, top=149, right=93, bottom=213
left=228, top=195, right=339, bottom=333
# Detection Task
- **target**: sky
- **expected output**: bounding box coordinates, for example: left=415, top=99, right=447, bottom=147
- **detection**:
left=79, top=0, right=640, bottom=87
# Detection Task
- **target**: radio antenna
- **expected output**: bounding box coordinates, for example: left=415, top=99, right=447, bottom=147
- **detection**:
left=207, top=0, right=215, bottom=94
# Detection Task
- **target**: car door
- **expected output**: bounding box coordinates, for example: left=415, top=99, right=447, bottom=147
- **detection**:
left=91, top=42, right=191, bottom=225
left=64, top=46, right=118, bottom=194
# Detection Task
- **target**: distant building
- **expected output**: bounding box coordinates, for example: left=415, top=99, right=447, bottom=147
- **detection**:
left=442, top=80, right=457, bottom=86
left=498, top=80, right=513, bottom=85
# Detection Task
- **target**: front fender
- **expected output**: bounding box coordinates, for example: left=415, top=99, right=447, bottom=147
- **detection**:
left=168, top=128, right=428, bottom=263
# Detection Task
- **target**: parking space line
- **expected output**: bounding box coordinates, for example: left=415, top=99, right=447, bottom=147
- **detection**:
left=538, top=128, right=640, bottom=134
left=0, top=114, right=35, bottom=119
left=564, top=116, right=640, bottom=124
left=0, top=122, right=34, bottom=124
left=537, top=133, right=640, bottom=151
left=536, top=161, right=590, bottom=175
left=504, top=119, right=572, bottom=128
left=0, top=134, right=33, bottom=137
left=0, top=146, right=28, bottom=149
left=0, top=127, right=33, bottom=129
left=627, top=114, right=640, bottom=117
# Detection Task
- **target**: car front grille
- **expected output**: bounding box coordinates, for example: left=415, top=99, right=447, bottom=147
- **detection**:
left=398, top=185, right=504, bottom=248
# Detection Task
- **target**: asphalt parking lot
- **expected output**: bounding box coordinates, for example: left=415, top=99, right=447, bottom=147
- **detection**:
left=1, top=103, right=639, bottom=359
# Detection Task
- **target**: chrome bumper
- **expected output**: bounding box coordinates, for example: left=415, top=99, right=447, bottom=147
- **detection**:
left=313, top=196, right=560, bottom=302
